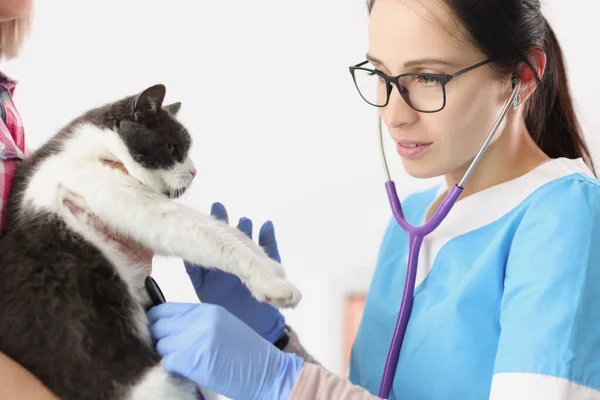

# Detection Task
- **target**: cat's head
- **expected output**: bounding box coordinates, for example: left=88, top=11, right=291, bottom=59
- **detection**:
left=89, top=84, right=196, bottom=198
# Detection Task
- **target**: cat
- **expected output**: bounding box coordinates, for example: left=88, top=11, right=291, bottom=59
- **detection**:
left=0, top=83, right=301, bottom=400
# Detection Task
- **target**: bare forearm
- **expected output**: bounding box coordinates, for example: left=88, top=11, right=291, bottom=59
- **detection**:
left=290, top=363, right=382, bottom=400
left=0, top=352, right=59, bottom=400
left=283, top=327, right=381, bottom=399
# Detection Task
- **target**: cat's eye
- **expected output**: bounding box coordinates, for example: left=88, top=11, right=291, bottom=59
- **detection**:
left=166, top=143, right=175, bottom=154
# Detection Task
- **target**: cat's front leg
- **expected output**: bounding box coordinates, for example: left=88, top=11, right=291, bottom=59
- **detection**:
left=55, top=174, right=301, bottom=309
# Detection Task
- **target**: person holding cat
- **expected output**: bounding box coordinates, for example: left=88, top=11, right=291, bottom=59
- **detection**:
left=144, top=0, right=600, bottom=399
left=0, top=1, right=64, bottom=399
left=0, top=2, right=156, bottom=398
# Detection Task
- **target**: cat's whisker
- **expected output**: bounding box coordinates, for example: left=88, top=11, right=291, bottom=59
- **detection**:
left=167, top=173, right=189, bottom=199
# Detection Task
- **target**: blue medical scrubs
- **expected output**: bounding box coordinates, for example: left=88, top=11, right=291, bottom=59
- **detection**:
left=349, top=157, right=600, bottom=400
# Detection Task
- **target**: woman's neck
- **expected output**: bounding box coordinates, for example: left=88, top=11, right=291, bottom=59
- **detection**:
left=444, top=119, right=550, bottom=200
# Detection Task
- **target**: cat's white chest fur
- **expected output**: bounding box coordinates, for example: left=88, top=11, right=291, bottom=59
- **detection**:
left=23, top=125, right=158, bottom=344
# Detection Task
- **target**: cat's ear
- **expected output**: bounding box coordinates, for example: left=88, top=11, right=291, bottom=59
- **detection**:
left=163, top=102, right=181, bottom=117
left=132, top=84, right=166, bottom=120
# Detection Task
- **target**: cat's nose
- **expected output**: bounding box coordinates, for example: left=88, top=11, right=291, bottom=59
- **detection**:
left=189, top=168, right=197, bottom=178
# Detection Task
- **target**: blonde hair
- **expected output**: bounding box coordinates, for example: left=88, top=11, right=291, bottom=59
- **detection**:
left=0, top=16, right=30, bottom=60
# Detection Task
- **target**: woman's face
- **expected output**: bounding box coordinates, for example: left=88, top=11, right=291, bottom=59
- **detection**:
left=0, top=0, right=32, bottom=21
left=367, top=0, right=513, bottom=179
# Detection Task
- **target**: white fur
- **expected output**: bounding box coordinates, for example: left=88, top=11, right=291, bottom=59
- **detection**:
left=22, top=122, right=301, bottom=398
left=24, top=122, right=301, bottom=305
left=126, top=364, right=220, bottom=400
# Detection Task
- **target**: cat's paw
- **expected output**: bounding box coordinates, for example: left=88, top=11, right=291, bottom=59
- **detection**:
left=246, top=276, right=302, bottom=309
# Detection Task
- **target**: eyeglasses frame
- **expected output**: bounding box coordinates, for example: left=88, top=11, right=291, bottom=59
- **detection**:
left=348, top=58, right=493, bottom=113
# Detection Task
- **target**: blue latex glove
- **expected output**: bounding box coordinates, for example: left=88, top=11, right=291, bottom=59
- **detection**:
left=148, top=302, right=304, bottom=400
left=184, top=202, right=286, bottom=343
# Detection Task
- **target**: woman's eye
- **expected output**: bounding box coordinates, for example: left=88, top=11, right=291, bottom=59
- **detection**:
left=415, top=75, right=441, bottom=86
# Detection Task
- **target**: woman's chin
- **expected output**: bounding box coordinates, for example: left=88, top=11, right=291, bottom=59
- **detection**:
left=400, top=158, right=443, bottom=180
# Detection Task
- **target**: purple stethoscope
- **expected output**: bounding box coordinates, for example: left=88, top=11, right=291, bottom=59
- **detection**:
left=377, top=76, right=522, bottom=399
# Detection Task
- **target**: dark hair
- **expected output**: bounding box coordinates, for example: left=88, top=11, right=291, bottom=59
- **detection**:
left=367, top=0, right=595, bottom=175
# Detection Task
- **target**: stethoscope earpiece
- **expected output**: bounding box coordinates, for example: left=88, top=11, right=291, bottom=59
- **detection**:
left=512, top=74, right=521, bottom=88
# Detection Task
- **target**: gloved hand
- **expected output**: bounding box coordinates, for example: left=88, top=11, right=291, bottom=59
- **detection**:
left=148, top=302, right=304, bottom=400
left=184, top=202, right=286, bottom=343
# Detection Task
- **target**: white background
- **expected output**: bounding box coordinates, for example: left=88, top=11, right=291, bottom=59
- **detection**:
left=3, top=0, right=599, bottom=379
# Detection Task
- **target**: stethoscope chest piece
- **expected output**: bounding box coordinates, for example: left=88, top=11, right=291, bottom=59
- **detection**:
left=144, top=276, right=166, bottom=310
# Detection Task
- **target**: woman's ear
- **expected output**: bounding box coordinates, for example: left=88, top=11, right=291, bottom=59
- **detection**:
left=519, top=46, right=547, bottom=103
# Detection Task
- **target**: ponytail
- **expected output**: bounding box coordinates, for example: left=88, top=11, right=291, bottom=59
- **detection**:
left=525, top=20, right=595, bottom=175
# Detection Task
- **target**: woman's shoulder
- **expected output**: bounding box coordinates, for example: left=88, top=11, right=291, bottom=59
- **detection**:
left=517, top=161, right=600, bottom=223
left=500, top=160, right=600, bottom=282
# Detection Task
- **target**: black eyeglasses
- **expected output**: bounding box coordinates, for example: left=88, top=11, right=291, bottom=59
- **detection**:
left=349, top=59, right=493, bottom=113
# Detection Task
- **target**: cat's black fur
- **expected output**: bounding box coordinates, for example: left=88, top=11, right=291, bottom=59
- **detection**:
left=0, top=84, right=192, bottom=399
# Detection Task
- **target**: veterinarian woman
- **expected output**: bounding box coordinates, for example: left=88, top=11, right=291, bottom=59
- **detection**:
left=147, top=0, right=600, bottom=399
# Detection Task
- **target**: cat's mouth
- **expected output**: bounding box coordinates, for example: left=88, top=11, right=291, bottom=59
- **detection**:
left=164, top=186, right=188, bottom=199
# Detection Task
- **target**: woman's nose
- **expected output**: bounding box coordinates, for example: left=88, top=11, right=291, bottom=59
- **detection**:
left=379, top=85, right=419, bottom=129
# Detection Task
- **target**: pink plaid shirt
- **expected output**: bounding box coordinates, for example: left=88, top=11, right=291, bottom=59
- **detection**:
left=0, top=71, right=26, bottom=231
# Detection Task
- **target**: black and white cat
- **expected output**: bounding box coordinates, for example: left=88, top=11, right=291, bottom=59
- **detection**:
left=0, top=84, right=301, bottom=400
